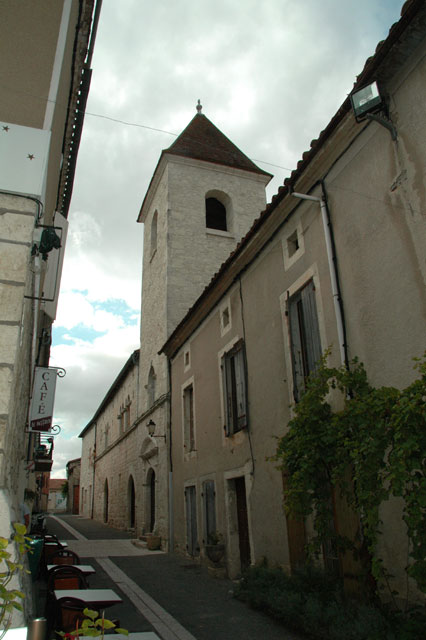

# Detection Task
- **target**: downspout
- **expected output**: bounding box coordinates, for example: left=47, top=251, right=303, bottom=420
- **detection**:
left=167, top=357, right=174, bottom=552
left=291, top=189, right=348, bottom=368
left=91, top=421, right=97, bottom=519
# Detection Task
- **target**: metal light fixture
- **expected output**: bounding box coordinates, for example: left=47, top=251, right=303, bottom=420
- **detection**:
left=350, top=81, right=382, bottom=119
left=147, top=419, right=166, bottom=440
left=350, top=81, right=397, bottom=140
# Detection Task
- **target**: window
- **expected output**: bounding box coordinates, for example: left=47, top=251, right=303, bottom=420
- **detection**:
left=222, top=340, right=248, bottom=435
left=288, top=279, right=322, bottom=402
left=184, top=349, right=190, bottom=371
left=147, top=365, right=156, bottom=408
left=206, top=197, right=227, bottom=231
left=287, top=230, right=299, bottom=257
left=283, top=222, right=304, bottom=270
left=150, top=210, right=158, bottom=257
left=183, top=384, right=195, bottom=452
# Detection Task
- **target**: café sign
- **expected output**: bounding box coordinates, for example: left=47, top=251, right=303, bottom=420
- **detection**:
left=29, top=366, right=62, bottom=432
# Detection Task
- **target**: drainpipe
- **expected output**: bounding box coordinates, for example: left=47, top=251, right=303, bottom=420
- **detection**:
left=167, top=357, right=174, bottom=552
left=292, top=190, right=347, bottom=368
left=91, top=422, right=97, bottom=519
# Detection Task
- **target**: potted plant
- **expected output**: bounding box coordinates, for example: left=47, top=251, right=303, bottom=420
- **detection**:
left=204, top=532, right=225, bottom=564
left=146, top=532, right=161, bottom=551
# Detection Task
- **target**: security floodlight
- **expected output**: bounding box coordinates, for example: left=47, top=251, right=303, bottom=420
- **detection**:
left=350, top=81, right=397, bottom=140
left=350, top=81, right=383, bottom=120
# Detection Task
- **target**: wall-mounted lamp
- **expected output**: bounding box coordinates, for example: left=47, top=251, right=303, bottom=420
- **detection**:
left=350, top=81, right=397, bottom=140
left=147, top=419, right=166, bottom=440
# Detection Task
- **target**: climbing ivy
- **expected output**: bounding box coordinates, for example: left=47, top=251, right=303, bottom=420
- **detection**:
left=273, top=352, right=426, bottom=596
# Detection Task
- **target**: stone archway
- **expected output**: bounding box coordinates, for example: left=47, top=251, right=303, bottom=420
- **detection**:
left=147, top=468, right=156, bottom=533
left=128, top=474, right=136, bottom=529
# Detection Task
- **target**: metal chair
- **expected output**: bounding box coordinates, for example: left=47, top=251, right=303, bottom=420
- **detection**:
left=50, top=549, right=81, bottom=565
left=47, top=565, right=88, bottom=591
left=55, top=596, right=87, bottom=635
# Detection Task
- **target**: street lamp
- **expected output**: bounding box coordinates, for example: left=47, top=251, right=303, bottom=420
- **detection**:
left=147, top=419, right=166, bottom=441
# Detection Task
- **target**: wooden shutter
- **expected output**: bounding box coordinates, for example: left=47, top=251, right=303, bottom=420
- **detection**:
left=234, top=345, right=248, bottom=430
left=288, top=279, right=322, bottom=402
left=300, top=280, right=322, bottom=375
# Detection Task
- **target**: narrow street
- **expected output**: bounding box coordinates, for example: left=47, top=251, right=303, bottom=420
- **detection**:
left=40, top=514, right=302, bottom=640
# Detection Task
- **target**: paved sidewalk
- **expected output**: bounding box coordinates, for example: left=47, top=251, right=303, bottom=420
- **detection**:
left=46, top=514, right=304, bottom=640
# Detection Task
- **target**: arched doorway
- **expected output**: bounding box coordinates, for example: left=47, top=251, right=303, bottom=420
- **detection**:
left=148, top=469, right=156, bottom=533
left=103, top=479, right=109, bottom=523
left=128, top=475, right=136, bottom=529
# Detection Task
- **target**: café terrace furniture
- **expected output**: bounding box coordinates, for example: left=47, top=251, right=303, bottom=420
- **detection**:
left=81, top=634, right=161, bottom=640
left=48, top=566, right=89, bottom=591
left=49, top=548, right=81, bottom=565
left=54, top=596, right=87, bottom=635
left=46, top=566, right=89, bottom=624
left=54, top=589, right=123, bottom=609
left=47, top=564, right=95, bottom=577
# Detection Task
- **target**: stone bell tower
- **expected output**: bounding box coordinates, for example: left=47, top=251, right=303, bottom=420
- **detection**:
left=136, top=102, right=271, bottom=540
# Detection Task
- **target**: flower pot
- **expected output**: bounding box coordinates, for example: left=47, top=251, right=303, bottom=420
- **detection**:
left=205, top=543, right=225, bottom=564
left=147, top=535, right=161, bottom=550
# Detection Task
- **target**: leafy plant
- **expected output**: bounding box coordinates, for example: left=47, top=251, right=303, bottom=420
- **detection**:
left=0, top=523, right=31, bottom=636
left=57, top=608, right=128, bottom=638
left=61, top=482, right=69, bottom=499
left=235, top=564, right=426, bottom=640
left=273, top=352, right=426, bottom=597
left=207, top=532, right=223, bottom=545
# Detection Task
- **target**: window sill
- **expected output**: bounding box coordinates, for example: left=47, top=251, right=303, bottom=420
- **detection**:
left=206, top=229, right=235, bottom=239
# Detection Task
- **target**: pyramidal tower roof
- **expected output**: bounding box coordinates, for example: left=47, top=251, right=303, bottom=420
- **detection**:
left=164, top=102, right=272, bottom=178
left=138, top=102, right=271, bottom=222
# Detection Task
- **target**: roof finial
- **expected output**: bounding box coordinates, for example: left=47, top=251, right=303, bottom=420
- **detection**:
left=196, top=99, right=202, bottom=114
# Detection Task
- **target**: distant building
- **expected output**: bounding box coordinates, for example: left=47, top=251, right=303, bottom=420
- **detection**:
left=79, top=111, right=271, bottom=544
left=47, top=478, right=67, bottom=513
left=66, top=458, right=81, bottom=514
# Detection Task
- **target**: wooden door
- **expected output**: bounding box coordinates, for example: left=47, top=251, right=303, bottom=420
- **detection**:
left=185, top=485, right=199, bottom=556
left=235, top=476, right=251, bottom=570
left=72, top=485, right=80, bottom=514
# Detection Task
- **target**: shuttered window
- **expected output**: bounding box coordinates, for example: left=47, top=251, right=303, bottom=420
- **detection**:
left=288, top=279, right=322, bottom=402
left=222, top=340, right=248, bottom=435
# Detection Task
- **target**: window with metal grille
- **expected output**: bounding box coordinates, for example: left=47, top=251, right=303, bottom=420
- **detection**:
left=222, top=340, right=248, bottom=435
left=288, top=279, right=322, bottom=402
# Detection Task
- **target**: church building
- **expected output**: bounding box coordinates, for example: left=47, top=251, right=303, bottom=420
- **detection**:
left=79, top=105, right=271, bottom=547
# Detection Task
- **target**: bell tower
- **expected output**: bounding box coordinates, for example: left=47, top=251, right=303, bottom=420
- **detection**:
left=136, top=103, right=271, bottom=538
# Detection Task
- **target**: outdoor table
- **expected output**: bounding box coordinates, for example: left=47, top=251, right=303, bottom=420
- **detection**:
left=55, top=588, right=123, bottom=608
left=80, top=635, right=160, bottom=640
left=47, top=564, right=96, bottom=576
left=0, top=628, right=27, bottom=640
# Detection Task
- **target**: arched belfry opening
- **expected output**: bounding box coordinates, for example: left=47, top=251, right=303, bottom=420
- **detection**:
left=206, top=197, right=227, bottom=231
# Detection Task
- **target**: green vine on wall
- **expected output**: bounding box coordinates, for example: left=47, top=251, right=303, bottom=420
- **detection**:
left=273, top=352, right=426, bottom=596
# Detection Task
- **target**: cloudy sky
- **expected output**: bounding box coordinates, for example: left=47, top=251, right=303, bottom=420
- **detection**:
left=49, top=0, right=405, bottom=477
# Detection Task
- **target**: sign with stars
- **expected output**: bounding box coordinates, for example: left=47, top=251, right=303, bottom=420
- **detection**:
left=0, top=121, right=51, bottom=197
